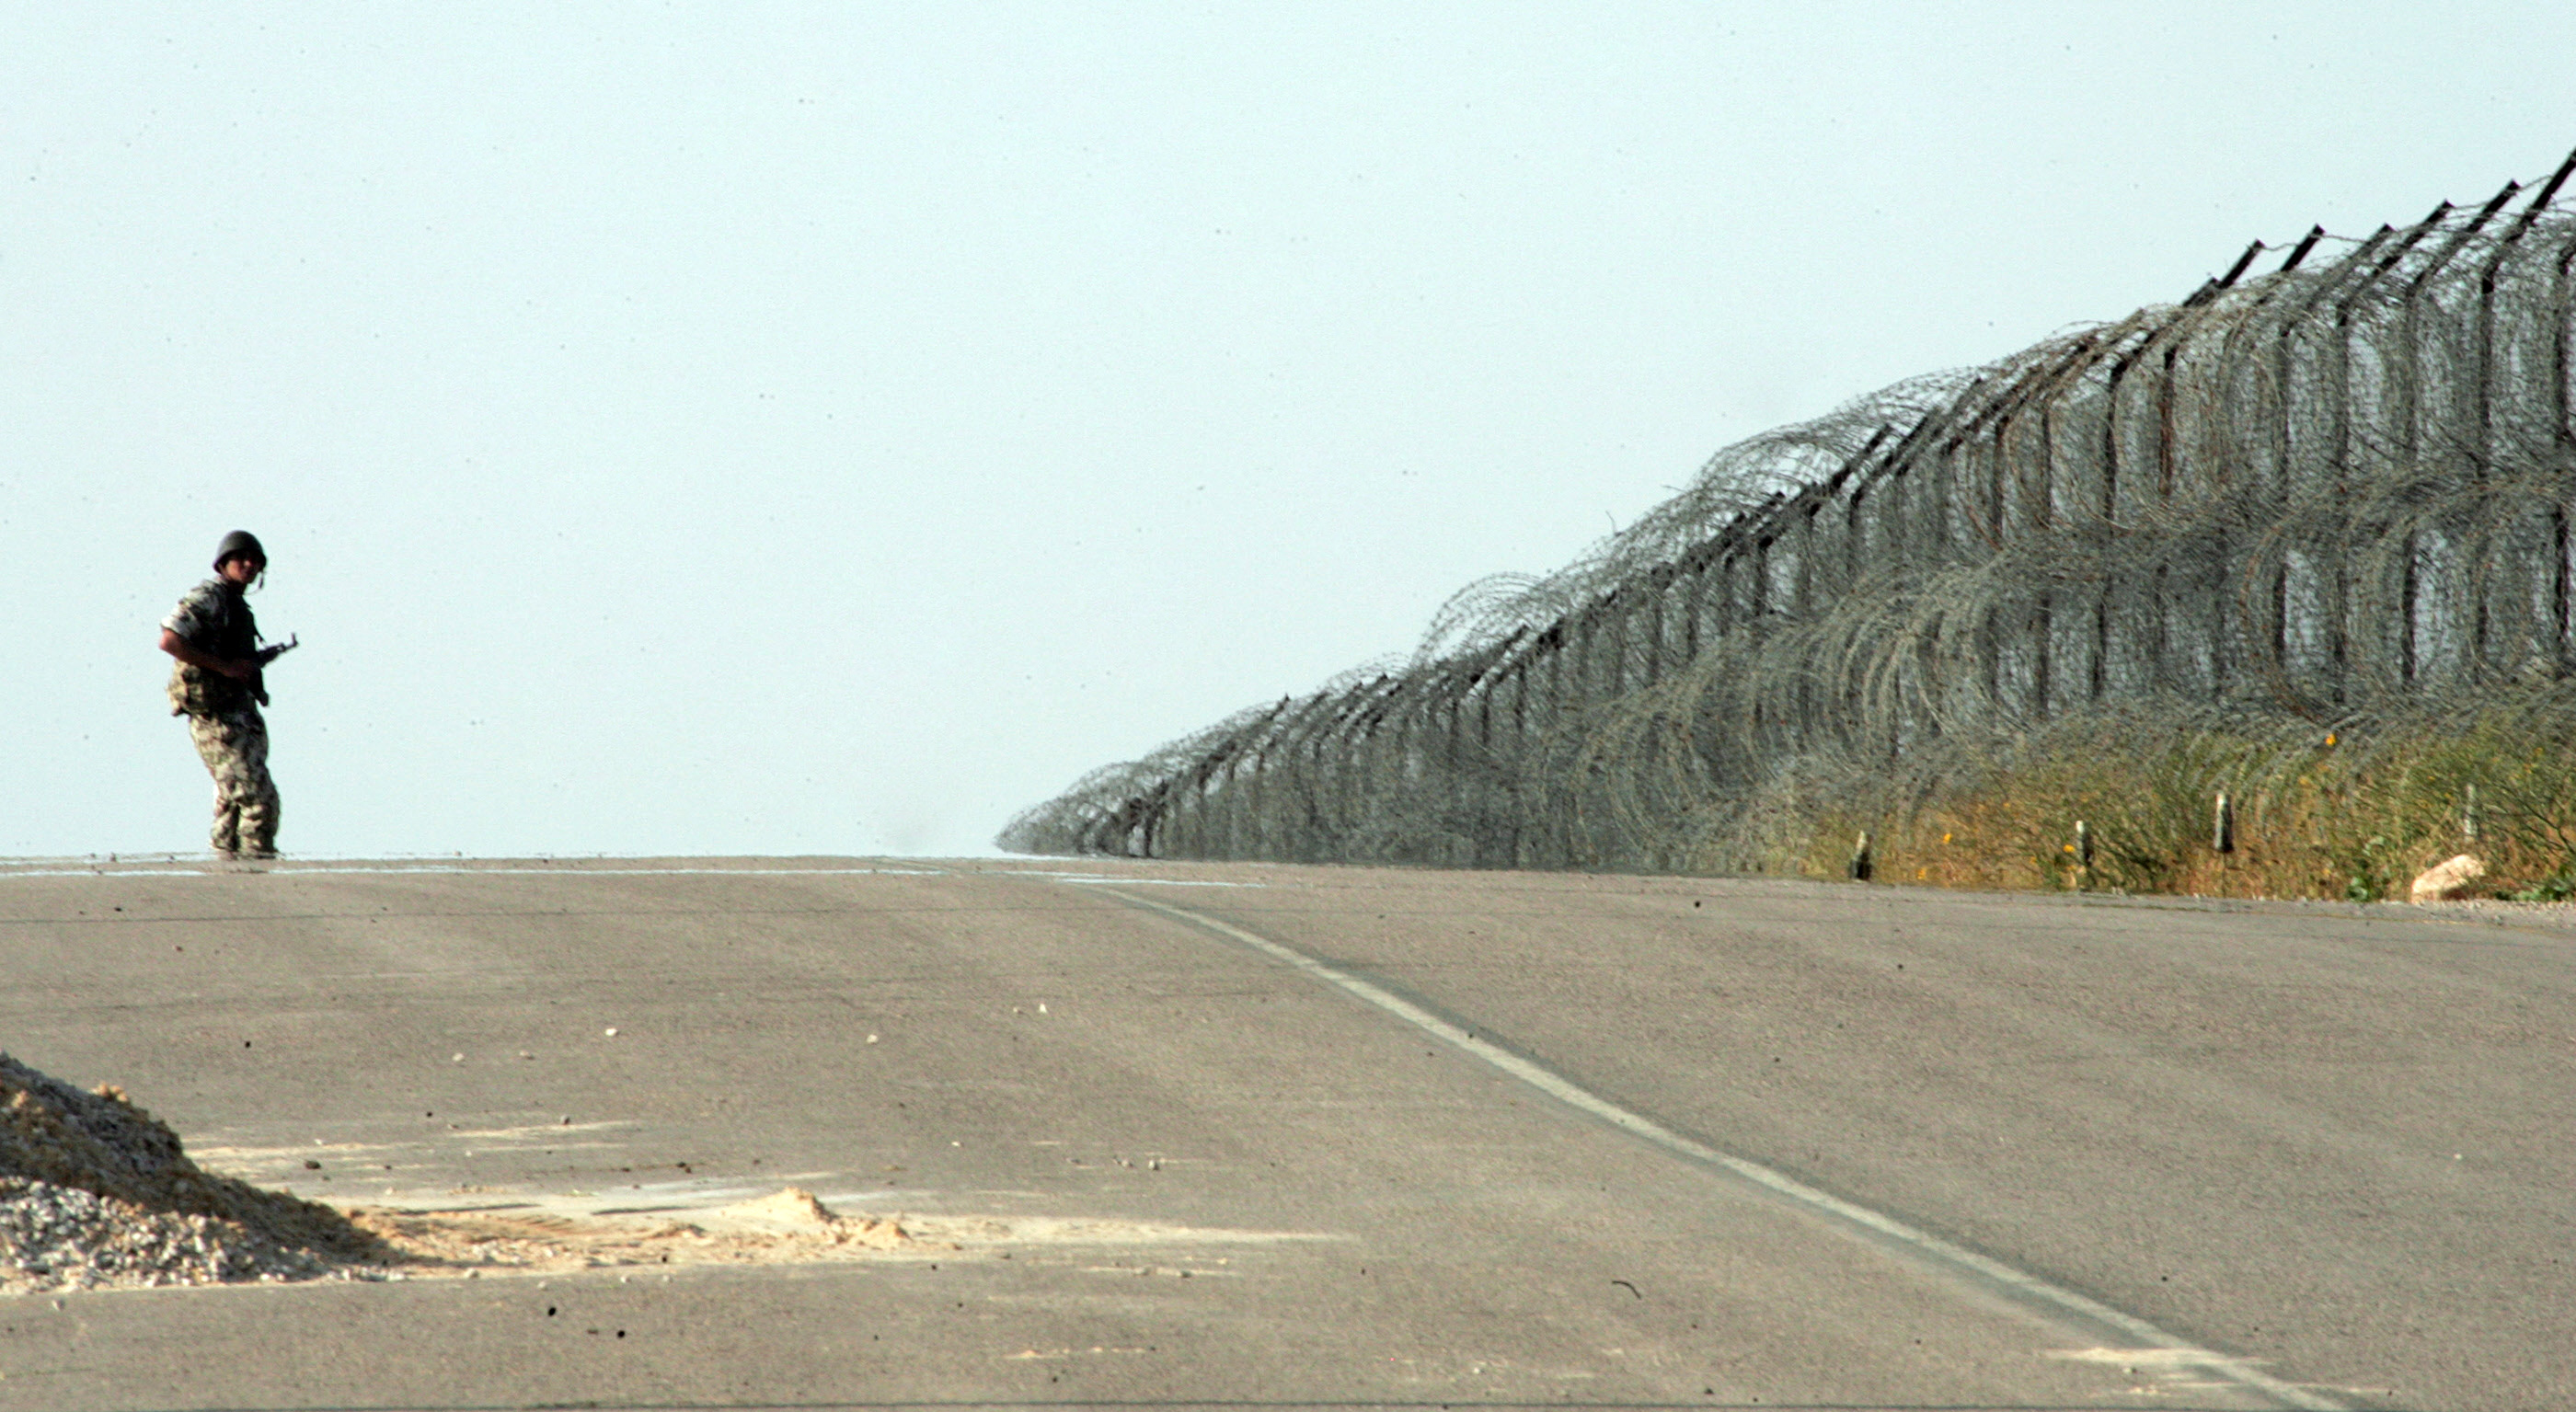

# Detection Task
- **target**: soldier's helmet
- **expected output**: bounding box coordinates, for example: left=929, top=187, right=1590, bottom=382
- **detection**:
left=213, top=530, right=267, bottom=571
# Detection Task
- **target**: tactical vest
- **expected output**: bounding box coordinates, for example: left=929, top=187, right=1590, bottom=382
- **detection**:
left=166, top=581, right=263, bottom=718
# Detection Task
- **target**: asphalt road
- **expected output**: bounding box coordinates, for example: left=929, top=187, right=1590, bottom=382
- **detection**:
left=0, top=855, right=2567, bottom=1411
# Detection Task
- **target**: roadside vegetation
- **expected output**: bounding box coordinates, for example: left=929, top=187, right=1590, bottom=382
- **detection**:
left=1793, top=692, right=2576, bottom=901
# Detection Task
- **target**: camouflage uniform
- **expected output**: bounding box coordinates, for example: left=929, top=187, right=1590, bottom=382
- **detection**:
left=162, top=579, right=280, bottom=856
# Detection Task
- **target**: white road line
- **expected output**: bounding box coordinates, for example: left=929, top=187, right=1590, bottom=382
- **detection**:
left=1100, top=883, right=2346, bottom=1412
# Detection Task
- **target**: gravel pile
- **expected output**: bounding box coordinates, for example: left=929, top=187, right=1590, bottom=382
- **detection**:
left=1, top=1052, right=385, bottom=1292
left=0, top=1177, right=337, bottom=1290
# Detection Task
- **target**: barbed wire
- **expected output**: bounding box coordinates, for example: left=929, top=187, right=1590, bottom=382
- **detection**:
left=1001, top=153, right=2576, bottom=876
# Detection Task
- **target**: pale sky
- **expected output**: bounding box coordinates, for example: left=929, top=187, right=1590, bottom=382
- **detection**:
left=7, top=4, right=2571, bottom=859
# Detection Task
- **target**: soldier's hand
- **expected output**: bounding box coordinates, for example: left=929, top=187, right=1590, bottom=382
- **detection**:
left=215, top=659, right=259, bottom=681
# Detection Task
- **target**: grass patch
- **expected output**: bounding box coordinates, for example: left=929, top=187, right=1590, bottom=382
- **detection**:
left=1805, top=694, right=2576, bottom=901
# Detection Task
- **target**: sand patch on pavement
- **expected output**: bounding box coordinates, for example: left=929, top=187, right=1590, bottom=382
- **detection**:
left=350, top=1187, right=913, bottom=1275
left=341, top=1195, right=1326, bottom=1280
left=6, top=1056, right=1324, bottom=1292
left=1, top=1056, right=923, bottom=1291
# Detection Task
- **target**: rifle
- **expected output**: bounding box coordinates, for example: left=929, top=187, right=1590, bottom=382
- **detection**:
left=250, top=634, right=297, bottom=706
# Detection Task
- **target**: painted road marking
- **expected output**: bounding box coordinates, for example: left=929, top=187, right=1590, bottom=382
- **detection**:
left=1099, top=883, right=2346, bottom=1412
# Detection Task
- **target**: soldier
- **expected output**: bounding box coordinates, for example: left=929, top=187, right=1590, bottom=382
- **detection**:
left=159, top=531, right=291, bottom=859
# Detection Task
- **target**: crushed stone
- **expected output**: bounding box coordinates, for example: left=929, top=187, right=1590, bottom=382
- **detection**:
left=0, top=1177, right=337, bottom=1291
left=1, top=1052, right=387, bottom=1292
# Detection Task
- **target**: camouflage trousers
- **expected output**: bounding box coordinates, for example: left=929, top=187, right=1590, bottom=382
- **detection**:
left=186, top=709, right=280, bottom=856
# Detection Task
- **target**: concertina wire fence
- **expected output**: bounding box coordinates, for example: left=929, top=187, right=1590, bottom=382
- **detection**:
left=1001, top=153, right=2576, bottom=877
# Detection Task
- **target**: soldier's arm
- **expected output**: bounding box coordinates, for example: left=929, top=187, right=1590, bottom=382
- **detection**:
left=159, top=628, right=257, bottom=681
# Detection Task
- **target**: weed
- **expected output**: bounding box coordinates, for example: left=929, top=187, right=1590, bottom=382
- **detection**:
left=1803, top=692, right=2576, bottom=902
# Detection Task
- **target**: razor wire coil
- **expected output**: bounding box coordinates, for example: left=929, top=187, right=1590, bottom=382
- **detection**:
left=1002, top=157, right=2576, bottom=877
